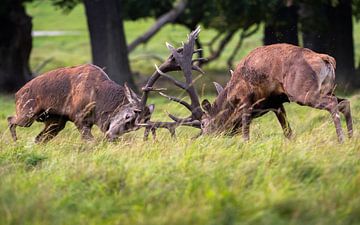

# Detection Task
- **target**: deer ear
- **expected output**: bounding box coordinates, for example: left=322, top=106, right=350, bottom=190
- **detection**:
left=213, top=82, right=224, bottom=95
left=201, top=99, right=212, bottom=113
left=147, top=104, right=155, bottom=115
left=136, top=104, right=155, bottom=123
left=124, top=83, right=140, bottom=105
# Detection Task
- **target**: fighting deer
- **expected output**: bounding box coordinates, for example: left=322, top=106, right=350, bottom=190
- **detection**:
left=140, top=28, right=352, bottom=143
left=7, top=64, right=155, bottom=142
left=8, top=47, right=201, bottom=143
left=200, top=44, right=353, bottom=142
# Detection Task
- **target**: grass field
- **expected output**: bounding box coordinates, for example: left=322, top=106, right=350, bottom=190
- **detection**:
left=1, top=2, right=360, bottom=225
left=1, top=93, right=360, bottom=225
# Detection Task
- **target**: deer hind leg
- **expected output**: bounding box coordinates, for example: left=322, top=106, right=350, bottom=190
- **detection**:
left=35, top=117, right=67, bottom=143
left=274, top=104, right=292, bottom=139
left=337, top=97, right=353, bottom=138
left=7, top=115, right=36, bottom=142
left=299, top=94, right=344, bottom=143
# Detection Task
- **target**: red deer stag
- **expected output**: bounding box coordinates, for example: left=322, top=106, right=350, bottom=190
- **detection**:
left=8, top=64, right=155, bottom=142
left=200, top=44, right=353, bottom=142
left=141, top=29, right=352, bottom=143
left=7, top=52, right=193, bottom=142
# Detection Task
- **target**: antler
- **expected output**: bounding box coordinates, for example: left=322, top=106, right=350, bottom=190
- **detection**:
left=138, top=26, right=206, bottom=139
left=136, top=120, right=201, bottom=140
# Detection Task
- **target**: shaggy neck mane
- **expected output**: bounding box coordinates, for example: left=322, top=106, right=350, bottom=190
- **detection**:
left=209, top=87, right=243, bottom=133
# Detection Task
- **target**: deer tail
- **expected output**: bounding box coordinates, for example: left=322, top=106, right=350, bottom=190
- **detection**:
left=318, top=54, right=336, bottom=94
left=320, top=54, right=336, bottom=70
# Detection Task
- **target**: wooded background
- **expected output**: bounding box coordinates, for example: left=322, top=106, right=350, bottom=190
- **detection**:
left=1, top=0, right=360, bottom=93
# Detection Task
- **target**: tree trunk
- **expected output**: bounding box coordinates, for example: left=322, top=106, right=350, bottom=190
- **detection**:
left=328, top=0, right=356, bottom=88
left=84, top=0, right=135, bottom=90
left=0, top=0, right=32, bottom=93
left=300, top=0, right=357, bottom=89
left=264, top=5, right=299, bottom=45
left=299, top=3, right=328, bottom=53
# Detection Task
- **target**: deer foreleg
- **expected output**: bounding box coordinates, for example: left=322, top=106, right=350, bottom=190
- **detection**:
left=242, top=107, right=252, bottom=141
left=274, top=105, right=292, bottom=139
left=7, top=116, right=17, bottom=141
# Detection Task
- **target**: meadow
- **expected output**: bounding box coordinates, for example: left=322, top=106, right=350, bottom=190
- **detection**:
left=1, top=2, right=360, bottom=225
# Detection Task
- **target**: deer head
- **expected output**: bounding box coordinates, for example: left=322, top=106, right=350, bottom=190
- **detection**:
left=105, top=84, right=155, bottom=141
left=200, top=82, right=239, bottom=135
left=105, top=27, right=206, bottom=140
left=136, top=27, right=241, bottom=139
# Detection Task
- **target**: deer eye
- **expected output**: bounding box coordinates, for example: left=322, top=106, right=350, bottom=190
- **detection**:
left=125, top=114, right=131, bottom=120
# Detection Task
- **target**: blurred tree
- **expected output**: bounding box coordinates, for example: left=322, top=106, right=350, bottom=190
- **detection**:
left=50, top=0, right=135, bottom=88
left=264, top=3, right=299, bottom=45
left=27, top=0, right=360, bottom=90
left=0, top=0, right=32, bottom=93
left=299, top=0, right=357, bottom=88
left=50, top=0, right=283, bottom=69
left=127, top=0, right=187, bottom=53
left=83, top=0, right=135, bottom=89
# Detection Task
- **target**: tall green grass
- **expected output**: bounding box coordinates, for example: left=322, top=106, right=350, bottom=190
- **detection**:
left=1, top=94, right=360, bottom=225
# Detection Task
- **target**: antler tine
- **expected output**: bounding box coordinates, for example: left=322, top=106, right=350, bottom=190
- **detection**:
left=159, top=92, right=192, bottom=112
left=192, top=58, right=208, bottom=64
left=183, top=26, right=201, bottom=58
left=166, top=42, right=182, bottom=59
left=142, top=87, right=167, bottom=92
left=193, top=48, right=202, bottom=54
left=166, top=112, right=193, bottom=123
left=192, top=65, right=205, bottom=74
left=154, top=64, right=188, bottom=90
left=137, top=120, right=201, bottom=140
left=140, top=55, right=182, bottom=109
left=230, top=69, right=234, bottom=76
left=150, top=120, right=200, bottom=129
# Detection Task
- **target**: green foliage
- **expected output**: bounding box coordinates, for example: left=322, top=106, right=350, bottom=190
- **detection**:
left=25, top=1, right=264, bottom=75
left=38, top=0, right=283, bottom=32
left=122, top=0, right=173, bottom=20
left=353, top=0, right=360, bottom=20
left=25, top=1, right=360, bottom=76
left=49, top=0, right=82, bottom=12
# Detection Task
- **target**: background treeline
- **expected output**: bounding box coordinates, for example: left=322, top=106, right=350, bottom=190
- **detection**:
left=1, top=0, right=360, bottom=93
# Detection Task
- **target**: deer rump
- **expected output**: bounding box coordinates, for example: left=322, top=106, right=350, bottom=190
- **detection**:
left=201, top=44, right=353, bottom=142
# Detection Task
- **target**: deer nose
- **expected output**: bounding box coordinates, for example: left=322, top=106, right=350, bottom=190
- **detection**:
left=105, top=131, right=117, bottom=142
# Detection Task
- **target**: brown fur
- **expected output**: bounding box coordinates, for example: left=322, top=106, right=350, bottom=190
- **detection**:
left=8, top=64, right=138, bottom=142
left=202, top=44, right=353, bottom=142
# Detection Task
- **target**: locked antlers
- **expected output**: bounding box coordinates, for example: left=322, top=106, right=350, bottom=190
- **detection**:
left=137, top=26, right=206, bottom=139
